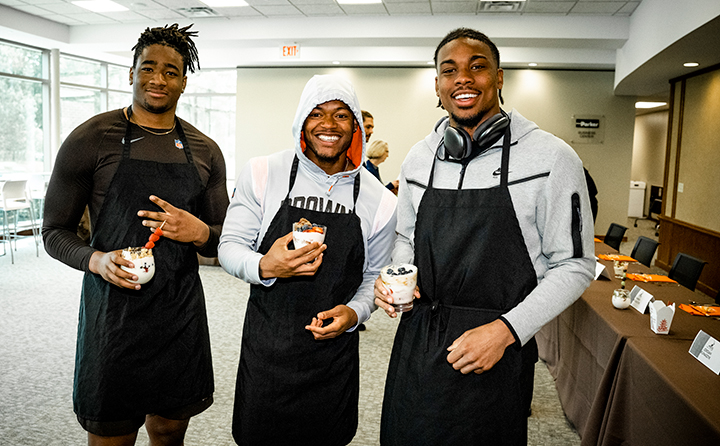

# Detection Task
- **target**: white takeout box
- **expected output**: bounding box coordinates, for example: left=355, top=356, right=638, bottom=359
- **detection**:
left=649, top=300, right=675, bottom=335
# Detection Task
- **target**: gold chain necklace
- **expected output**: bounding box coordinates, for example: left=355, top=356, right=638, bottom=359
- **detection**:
left=131, top=117, right=176, bottom=136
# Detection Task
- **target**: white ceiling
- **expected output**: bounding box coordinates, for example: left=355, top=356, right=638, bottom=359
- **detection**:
left=1, top=0, right=720, bottom=99
left=0, top=0, right=642, bottom=23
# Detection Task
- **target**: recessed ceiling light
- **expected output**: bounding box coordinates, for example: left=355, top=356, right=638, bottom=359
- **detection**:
left=635, top=101, right=667, bottom=109
left=72, top=1, right=128, bottom=12
left=337, top=0, right=382, bottom=4
left=528, top=63, right=537, bottom=67
left=332, top=61, right=340, bottom=65
left=200, top=0, right=249, bottom=6
left=683, top=62, right=699, bottom=67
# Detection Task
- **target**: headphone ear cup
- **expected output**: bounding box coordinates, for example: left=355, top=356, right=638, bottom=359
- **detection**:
left=473, top=114, right=510, bottom=152
left=443, top=126, right=473, bottom=160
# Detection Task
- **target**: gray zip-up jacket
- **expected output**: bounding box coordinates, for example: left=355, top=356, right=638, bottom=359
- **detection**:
left=394, top=109, right=595, bottom=345
left=218, top=74, right=397, bottom=328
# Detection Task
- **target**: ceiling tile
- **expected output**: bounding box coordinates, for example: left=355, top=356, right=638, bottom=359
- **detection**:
left=35, top=2, right=94, bottom=14
left=385, top=2, right=432, bottom=14
left=340, top=4, right=388, bottom=14
left=150, top=0, right=209, bottom=7
left=295, top=4, right=345, bottom=15
left=524, top=1, right=574, bottom=13
left=290, top=0, right=336, bottom=5
left=616, top=1, right=640, bottom=15
left=431, top=2, right=476, bottom=14
left=41, top=14, right=86, bottom=25
left=17, top=0, right=68, bottom=5
left=252, top=4, right=303, bottom=15
left=112, top=0, right=167, bottom=9
left=134, top=9, right=187, bottom=19
left=212, top=6, right=264, bottom=16
left=570, top=2, right=623, bottom=14
left=247, top=0, right=294, bottom=6
left=100, top=10, right=152, bottom=21
left=9, top=4, right=55, bottom=14
left=64, top=12, right=119, bottom=24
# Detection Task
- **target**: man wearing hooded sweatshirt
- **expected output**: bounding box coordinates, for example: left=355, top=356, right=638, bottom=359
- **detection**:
left=218, top=74, right=397, bottom=446
left=374, top=28, right=596, bottom=445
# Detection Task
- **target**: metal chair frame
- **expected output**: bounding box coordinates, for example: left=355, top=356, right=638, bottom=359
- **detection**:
left=1, top=180, right=41, bottom=264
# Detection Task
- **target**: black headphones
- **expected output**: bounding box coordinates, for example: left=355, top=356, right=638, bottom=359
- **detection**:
left=438, top=111, right=510, bottom=161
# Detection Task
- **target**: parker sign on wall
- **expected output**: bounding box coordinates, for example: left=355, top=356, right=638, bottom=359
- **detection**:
left=572, top=115, right=604, bottom=144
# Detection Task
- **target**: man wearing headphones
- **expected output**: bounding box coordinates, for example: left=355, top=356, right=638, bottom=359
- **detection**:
left=374, top=28, right=596, bottom=445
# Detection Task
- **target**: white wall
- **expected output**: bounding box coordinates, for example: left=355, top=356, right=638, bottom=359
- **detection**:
left=631, top=110, right=668, bottom=213
left=235, top=67, right=445, bottom=184
left=235, top=67, right=637, bottom=234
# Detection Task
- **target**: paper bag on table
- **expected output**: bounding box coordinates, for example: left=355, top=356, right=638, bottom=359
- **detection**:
left=649, top=300, right=675, bottom=335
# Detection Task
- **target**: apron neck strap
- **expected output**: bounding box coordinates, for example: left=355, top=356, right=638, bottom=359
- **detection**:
left=286, top=155, right=361, bottom=212
left=124, top=105, right=192, bottom=164
left=499, top=124, right=511, bottom=187
left=428, top=123, right=512, bottom=190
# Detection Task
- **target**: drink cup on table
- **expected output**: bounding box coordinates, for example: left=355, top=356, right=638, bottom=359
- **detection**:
left=380, top=264, right=418, bottom=313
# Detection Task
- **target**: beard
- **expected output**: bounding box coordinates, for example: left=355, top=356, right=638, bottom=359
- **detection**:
left=450, top=111, right=484, bottom=130
left=141, top=100, right=173, bottom=114
left=305, top=143, right=346, bottom=164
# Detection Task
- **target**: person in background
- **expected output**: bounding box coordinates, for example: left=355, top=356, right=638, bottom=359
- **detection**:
left=42, top=24, right=228, bottom=446
left=374, top=27, right=595, bottom=445
left=361, top=110, right=374, bottom=142
left=218, top=74, right=397, bottom=446
left=364, top=139, right=400, bottom=194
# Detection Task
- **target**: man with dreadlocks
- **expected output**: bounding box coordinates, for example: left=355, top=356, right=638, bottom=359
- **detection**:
left=43, top=24, right=228, bottom=445
left=373, top=28, right=595, bottom=444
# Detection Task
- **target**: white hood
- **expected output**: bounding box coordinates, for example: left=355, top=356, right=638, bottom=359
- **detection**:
left=291, top=74, right=365, bottom=174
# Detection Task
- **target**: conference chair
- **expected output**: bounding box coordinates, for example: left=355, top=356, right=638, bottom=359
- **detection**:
left=1, top=180, right=41, bottom=264
left=668, top=253, right=707, bottom=292
left=630, top=236, right=660, bottom=268
left=603, top=223, right=628, bottom=251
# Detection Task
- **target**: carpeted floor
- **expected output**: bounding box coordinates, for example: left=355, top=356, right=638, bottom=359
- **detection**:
left=1, top=236, right=581, bottom=445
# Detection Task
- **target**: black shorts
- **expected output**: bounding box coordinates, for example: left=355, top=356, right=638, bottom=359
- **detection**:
left=77, top=395, right=213, bottom=437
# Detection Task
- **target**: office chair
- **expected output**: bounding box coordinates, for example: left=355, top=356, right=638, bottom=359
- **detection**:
left=630, top=236, right=660, bottom=268
left=1, top=180, right=41, bottom=264
left=668, top=253, right=707, bottom=292
left=603, top=223, right=628, bottom=251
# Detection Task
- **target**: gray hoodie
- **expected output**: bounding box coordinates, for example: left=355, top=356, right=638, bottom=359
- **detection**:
left=394, top=110, right=595, bottom=345
left=219, top=74, right=397, bottom=327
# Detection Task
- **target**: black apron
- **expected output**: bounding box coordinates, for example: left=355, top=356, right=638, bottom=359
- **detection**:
left=74, top=109, right=214, bottom=422
left=381, top=128, right=538, bottom=445
left=232, top=156, right=365, bottom=446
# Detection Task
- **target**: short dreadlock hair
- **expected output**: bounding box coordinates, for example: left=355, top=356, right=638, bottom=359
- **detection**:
left=434, top=28, right=500, bottom=69
left=132, top=23, right=200, bottom=75
left=433, top=28, right=504, bottom=108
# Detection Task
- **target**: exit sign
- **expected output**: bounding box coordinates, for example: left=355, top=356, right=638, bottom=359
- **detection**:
left=281, top=43, right=300, bottom=59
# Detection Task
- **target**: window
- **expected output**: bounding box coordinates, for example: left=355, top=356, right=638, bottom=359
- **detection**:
left=0, top=40, right=47, bottom=174
left=179, top=69, right=237, bottom=182
left=59, top=55, right=131, bottom=141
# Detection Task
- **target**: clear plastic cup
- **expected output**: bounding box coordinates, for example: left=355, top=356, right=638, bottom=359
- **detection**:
left=292, top=222, right=326, bottom=249
left=380, top=264, right=418, bottom=312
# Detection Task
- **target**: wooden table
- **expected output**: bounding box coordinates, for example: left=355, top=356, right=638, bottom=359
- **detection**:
left=536, top=242, right=720, bottom=445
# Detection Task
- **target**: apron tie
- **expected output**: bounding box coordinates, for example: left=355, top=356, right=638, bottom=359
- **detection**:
left=425, top=301, right=447, bottom=352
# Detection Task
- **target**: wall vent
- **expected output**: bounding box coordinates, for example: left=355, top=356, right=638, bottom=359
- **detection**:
left=479, top=1, right=526, bottom=13
left=176, top=7, right=220, bottom=18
